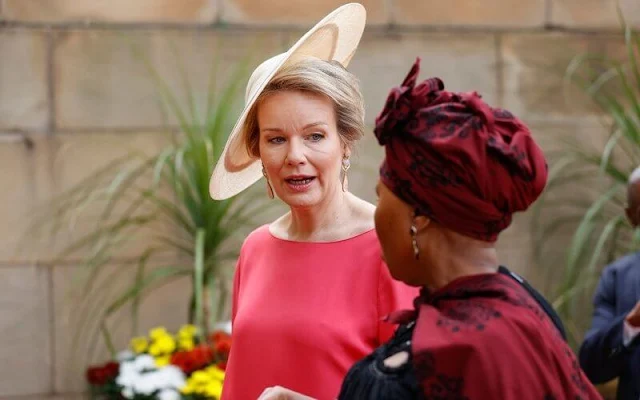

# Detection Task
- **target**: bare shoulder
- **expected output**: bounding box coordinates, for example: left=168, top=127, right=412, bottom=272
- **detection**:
left=268, top=213, right=291, bottom=239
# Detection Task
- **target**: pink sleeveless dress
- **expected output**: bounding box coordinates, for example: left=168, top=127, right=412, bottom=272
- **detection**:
left=221, top=225, right=418, bottom=400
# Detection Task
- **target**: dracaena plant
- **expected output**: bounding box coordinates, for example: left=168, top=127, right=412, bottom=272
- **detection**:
left=533, top=23, right=640, bottom=347
left=22, top=39, right=274, bottom=374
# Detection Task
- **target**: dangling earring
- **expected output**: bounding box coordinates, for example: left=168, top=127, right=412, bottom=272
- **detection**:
left=262, top=165, right=274, bottom=199
left=410, top=224, right=420, bottom=260
left=341, top=156, right=351, bottom=192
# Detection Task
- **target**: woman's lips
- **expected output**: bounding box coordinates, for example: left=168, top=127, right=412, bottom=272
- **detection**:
left=284, top=177, right=316, bottom=192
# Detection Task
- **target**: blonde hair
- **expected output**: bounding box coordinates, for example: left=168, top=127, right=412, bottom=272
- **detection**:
left=243, top=58, right=365, bottom=157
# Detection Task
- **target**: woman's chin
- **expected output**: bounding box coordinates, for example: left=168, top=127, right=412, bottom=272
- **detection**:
left=279, top=191, right=320, bottom=209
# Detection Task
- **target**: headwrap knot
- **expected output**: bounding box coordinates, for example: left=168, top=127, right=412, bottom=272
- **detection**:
left=374, top=60, right=443, bottom=145
left=373, top=57, right=548, bottom=241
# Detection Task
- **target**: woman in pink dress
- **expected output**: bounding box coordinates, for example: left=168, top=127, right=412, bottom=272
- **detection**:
left=208, top=4, right=418, bottom=400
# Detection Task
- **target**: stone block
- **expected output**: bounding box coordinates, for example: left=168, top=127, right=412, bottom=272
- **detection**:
left=496, top=212, right=535, bottom=277
left=348, top=31, right=499, bottom=125
left=0, top=30, right=48, bottom=132
left=221, top=0, right=387, bottom=25
left=0, top=265, right=51, bottom=396
left=392, top=0, right=546, bottom=28
left=2, top=0, right=217, bottom=23
left=550, top=0, right=640, bottom=29
left=0, top=134, right=53, bottom=264
left=53, top=262, right=192, bottom=392
left=54, top=29, right=287, bottom=130
left=500, top=33, right=627, bottom=124
left=525, top=121, right=620, bottom=292
left=34, top=132, right=177, bottom=263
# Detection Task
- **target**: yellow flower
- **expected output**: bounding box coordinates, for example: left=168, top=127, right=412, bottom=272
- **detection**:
left=149, top=327, right=170, bottom=340
left=206, top=365, right=225, bottom=382
left=178, top=324, right=197, bottom=339
left=148, top=334, right=176, bottom=356
left=180, top=382, right=195, bottom=395
left=190, top=370, right=210, bottom=385
left=204, top=380, right=223, bottom=398
left=155, top=355, right=171, bottom=367
left=130, top=336, right=149, bottom=353
left=178, top=338, right=195, bottom=351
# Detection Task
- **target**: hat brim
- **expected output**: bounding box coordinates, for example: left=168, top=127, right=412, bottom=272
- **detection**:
left=209, top=3, right=366, bottom=200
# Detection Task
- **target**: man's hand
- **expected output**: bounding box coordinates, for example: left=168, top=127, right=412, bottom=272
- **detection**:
left=257, top=386, right=316, bottom=400
left=625, top=300, right=640, bottom=327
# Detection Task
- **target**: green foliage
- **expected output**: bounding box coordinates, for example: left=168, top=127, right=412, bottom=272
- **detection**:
left=534, top=23, right=640, bottom=347
left=24, top=39, right=271, bottom=366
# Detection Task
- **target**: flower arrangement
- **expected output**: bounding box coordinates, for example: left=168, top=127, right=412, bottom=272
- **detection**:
left=87, top=324, right=231, bottom=400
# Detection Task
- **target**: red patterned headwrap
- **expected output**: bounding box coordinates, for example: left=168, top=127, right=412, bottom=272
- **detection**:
left=374, top=58, right=548, bottom=241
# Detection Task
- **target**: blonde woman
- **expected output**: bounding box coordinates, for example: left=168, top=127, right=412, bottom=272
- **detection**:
left=209, top=4, right=418, bottom=400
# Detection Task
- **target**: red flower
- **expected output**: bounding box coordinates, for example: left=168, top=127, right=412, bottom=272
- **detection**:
left=209, top=330, right=231, bottom=344
left=214, top=338, right=231, bottom=358
left=86, top=361, right=119, bottom=386
left=171, top=344, right=214, bottom=374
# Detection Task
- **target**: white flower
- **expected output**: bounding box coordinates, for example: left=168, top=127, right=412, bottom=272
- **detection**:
left=133, top=354, right=156, bottom=370
left=214, top=320, right=232, bottom=334
left=158, top=389, right=181, bottom=400
left=115, top=354, right=186, bottom=399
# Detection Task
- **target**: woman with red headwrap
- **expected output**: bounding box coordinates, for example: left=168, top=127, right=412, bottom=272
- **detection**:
left=259, top=58, right=602, bottom=399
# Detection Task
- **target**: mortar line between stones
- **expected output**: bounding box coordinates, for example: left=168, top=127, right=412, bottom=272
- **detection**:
left=0, top=255, right=181, bottom=268
left=385, top=0, right=395, bottom=26
left=47, top=264, right=56, bottom=395
left=545, top=0, right=553, bottom=28
left=54, top=126, right=182, bottom=134
left=46, top=31, right=56, bottom=136
left=495, top=34, right=505, bottom=108
left=0, top=20, right=628, bottom=36
left=215, top=0, right=223, bottom=25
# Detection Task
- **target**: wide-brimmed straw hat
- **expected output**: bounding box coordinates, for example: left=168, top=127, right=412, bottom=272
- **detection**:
left=209, top=3, right=366, bottom=200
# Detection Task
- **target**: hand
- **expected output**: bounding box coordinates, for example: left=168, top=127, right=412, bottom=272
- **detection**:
left=625, top=300, right=640, bottom=327
left=257, top=386, right=315, bottom=400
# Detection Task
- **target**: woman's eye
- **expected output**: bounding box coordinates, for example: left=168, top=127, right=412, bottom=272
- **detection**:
left=268, top=137, right=285, bottom=144
left=308, top=133, right=325, bottom=142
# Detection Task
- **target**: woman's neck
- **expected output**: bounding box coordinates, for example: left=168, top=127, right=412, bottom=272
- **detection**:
left=423, top=242, right=499, bottom=292
left=284, top=189, right=353, bottom=242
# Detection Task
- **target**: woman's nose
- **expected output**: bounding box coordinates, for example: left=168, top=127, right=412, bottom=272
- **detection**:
left=285, top=141, right=306, bottom=165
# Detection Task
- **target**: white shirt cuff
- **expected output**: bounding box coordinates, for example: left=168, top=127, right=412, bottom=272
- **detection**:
left=622, top=320, right=640, bottom=347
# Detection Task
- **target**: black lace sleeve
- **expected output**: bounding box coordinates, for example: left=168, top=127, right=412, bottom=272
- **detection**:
left=338, top=322, right=425, bottom=400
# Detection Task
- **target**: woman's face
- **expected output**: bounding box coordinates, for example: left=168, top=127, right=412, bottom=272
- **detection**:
left=374, top=180, right=425, bottom=286
left=258, top=90, right=346, bottom=209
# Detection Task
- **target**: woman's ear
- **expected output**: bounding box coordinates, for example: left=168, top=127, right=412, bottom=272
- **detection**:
left=412, top=212, right=431, bottom=233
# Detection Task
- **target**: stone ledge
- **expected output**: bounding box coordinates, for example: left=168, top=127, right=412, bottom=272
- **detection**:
left=549, top=0, right=640, bottom=29
left=2, top=0, right=218, bottom=23
left=392, top=0, right=546, bottom=28
left=220, top=0, right=387, bottom=25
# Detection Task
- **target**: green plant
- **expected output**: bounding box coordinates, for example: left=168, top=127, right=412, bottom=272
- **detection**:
left=23, top=40, right=271, bottom=366
left=533, top=23, right=640, bottom=347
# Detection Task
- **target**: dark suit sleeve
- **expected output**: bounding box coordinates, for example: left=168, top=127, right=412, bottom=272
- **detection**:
left=578, top=266, right=633, bottom=384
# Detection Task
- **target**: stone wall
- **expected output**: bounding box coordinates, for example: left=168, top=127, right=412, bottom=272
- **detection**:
left=1, top=0, right=638, bottom=398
